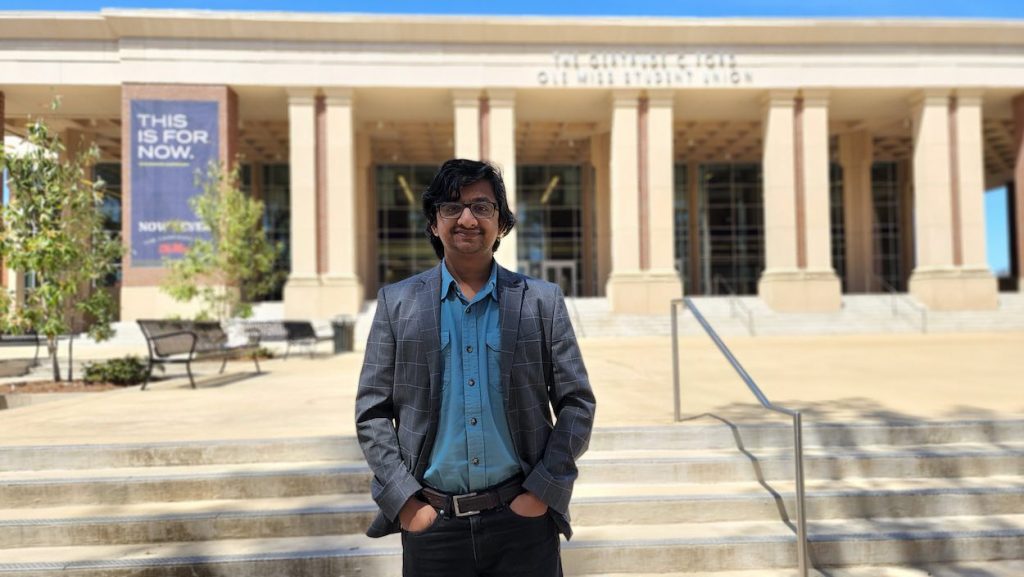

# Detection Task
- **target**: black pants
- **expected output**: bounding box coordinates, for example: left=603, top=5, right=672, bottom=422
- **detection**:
left=401, top=506, right=562, bottom=577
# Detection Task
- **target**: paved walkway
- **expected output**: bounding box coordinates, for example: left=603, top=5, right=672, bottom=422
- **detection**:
left=1, top=332, right=1023, bottom=446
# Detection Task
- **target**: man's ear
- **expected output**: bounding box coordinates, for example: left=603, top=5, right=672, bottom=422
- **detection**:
left=430, top=224, right=438, bottom=237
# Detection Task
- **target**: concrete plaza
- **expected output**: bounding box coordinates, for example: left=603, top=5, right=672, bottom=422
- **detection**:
left=1, top=331, right=1022, bottom=446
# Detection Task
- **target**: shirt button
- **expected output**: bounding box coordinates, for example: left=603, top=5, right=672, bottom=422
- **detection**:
left=470, top=418, right=478, bottom=425
left=468, top=379, right=475, bottom=386
left=465, top=307, right=471, bottom=314
left=466, top=346, right=473, bottom=353
left=472, top=457, right=480, bottom=465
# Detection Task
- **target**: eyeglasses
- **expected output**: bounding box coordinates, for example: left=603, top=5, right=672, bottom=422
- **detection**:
left=436, top=201, right=498, bottom=220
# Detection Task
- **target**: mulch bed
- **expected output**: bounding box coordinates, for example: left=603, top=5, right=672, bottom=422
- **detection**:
left=3, top=381, right=126, bottom=394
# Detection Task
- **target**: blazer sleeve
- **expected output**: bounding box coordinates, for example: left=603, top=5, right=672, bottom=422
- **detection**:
left=355, top=288, right=423, bottom=522
left=522, top=287, right=597, bottom=515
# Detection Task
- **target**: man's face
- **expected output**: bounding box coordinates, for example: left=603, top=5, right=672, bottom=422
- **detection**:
left=431, top=179, right=500, bottom=260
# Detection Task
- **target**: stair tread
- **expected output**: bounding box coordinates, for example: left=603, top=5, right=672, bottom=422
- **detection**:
left=3, top=514, right=1024, bottom=567
left=0, top=459, right=367, bottom=484
left=1, top=474, right=1021, bottom=525
left=581, top=441, right=1024, bottom=461
left=579, top=561, right=1024, bottom=577
left=2, top=441, right=1020, bottom=484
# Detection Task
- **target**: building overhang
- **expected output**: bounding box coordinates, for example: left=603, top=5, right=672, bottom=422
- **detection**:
left=1, top=9, right=1023, bottom=47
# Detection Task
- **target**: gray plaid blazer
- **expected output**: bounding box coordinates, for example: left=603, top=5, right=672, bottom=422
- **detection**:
left=355, top=263, right=596, bottom=539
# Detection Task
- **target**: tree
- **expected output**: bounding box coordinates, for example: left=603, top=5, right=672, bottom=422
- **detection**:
left=161, top=161, right=281, bottom=322
left=0, top=113, right=123, bottom=381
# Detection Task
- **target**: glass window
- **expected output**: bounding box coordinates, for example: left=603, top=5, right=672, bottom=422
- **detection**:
left=872, top=162, right=903, bottom=291
left=516, top=165, right=587, bottom=297
left=376, top=165, right=437, bottom=289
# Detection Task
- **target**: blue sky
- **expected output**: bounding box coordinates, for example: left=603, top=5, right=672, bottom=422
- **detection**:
left=5, top=0, right=1024, bottom=18
left=2, top=1, right=1019, bottom=275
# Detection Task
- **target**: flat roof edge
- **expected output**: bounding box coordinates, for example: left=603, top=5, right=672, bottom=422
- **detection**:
left=0, top=9, right=1022, bottom=46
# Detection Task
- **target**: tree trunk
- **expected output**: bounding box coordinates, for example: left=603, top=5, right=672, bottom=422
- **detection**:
left=48, top=338, right=61, bottom=382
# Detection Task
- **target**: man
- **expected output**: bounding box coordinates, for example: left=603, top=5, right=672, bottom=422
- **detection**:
left=355, top=158, right=596, bottom=577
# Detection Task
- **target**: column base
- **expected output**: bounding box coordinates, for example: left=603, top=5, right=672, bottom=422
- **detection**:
left=119, top=286, right=208, bottom=321
left=758, top=269, right=842, bottom=312
left=909, top=267, right=998, bottom=311
left=606, top=270, right=683, bottom=315
left=283, top=276, right=323, bottom=319
left=321, top=275, right=365, bottom=317
left=284, top=275, right=365, bottom=319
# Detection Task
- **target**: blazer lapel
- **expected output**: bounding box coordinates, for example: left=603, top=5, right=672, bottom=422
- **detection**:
left=416, top=263, right=443, bottom=404
left=497, top=265, right=524, bottom=404
left=413, top=263, right=443, bottom=478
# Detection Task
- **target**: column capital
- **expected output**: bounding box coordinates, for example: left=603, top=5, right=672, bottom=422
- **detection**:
left=452, top=89, right=483, bottom=106
left=287, top=88, right=318, bottom=104
left=762, top=90, right=798, bottom=108
left=611, top=89, right=642, bottom=106
left=800, top=89, right=830, bottom=107
left=909, top=89, right=952, bottom=109
left=486, top=89, right=516, bottom=107
left=323, top=87, right=354, bottom=106
left=645, top=89, right=674, bottom=108
left=955, top=89, right=984, bottom=107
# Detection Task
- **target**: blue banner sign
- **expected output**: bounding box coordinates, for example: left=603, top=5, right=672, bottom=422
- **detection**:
left=130, top=99, right=219, bottom=267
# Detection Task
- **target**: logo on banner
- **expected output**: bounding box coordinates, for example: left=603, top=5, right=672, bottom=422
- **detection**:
left=130, top=100, right=219, bottom=268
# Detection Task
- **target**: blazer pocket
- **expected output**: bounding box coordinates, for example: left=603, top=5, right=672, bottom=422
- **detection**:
left=440, top=330, right=451, bottom=392
left=486, top=329, right=502, bottom=390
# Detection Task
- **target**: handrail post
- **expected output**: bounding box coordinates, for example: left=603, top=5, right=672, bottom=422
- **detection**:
left=793, top=411, right=809, bottom=577
left=671, top=299, right=682, bottom=422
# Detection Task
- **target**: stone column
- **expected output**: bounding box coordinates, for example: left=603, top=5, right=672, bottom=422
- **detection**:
left=453, top=90, right=481, bottom=160
left=592, top=133, right=612, bottom=297
left=283, top=88, right=322, bottom=319
left=606, top=90, right=644, bottom=312
left=355, top=131, right=375, bottom=292
left=486, top=90, right=518, bottom=271
left=758, top=91, right=841, bottom=311
left=954, top=92, right=992, bottom=274
left=322, top=88, right=363, bottom=316
left=908, top=90, right=997, bottom=310
left=644, top=90, right=683, bottom=309
left=1014, top=94, right=1024, bottom=290
left=839, top=131, right=876, bottom=292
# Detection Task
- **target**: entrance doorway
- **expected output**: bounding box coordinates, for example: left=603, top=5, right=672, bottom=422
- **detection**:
left=675, top=163, right=765, bottom=295
left=516, top=165, right=593, bottom=297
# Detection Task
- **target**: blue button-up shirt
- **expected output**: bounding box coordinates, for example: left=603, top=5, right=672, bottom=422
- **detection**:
left=423, top=259, right=521, bottom=494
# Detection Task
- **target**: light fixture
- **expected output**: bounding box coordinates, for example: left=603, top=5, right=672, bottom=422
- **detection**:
left=540, top=175, right=561, bottom=205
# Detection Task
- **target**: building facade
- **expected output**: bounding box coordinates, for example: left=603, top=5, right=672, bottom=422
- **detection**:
left=1, top=10, right=1022, bottom=320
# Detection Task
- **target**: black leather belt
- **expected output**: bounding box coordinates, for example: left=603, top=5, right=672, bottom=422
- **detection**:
left=420, top=477, right=524, bottom=518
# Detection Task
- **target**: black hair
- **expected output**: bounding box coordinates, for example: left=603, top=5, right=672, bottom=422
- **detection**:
left=422, top=158, right=517, bottom=259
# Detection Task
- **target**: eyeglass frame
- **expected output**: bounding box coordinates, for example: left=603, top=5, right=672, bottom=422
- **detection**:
left=435, top=201, right=499, bottom=220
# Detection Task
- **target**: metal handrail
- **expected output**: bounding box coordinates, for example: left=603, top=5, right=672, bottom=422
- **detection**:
left=713, top=275, right=756, bottom=336
left=874, top=276, right=927, bottom=334
left=671, top=297, right=809, bottom=577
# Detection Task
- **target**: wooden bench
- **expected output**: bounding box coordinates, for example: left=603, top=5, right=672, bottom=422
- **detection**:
left=137, top=320, right=262, bottom=390
left=242, top=320, right=332, bottom=359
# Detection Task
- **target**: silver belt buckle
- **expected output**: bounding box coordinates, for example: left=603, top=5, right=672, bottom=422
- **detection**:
left=452, top=492, right=480, bottom=517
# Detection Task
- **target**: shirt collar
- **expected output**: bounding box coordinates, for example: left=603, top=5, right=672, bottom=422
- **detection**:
left=440, top=259, right=499, bottom=304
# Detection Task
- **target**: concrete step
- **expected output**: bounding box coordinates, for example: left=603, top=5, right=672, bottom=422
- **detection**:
left=2, top=515, right=1022, bottom=575
left=578, top=561, right=1024, bottom=577
left=3, top=477, right=1022, bottom=548
left=577, top=443, right=1024, bottom=484
left=0, top=460, right=370, bottom=507
left=0, top=435, right=366, bottom=472
left=5, top=420, right=1022, bottom=471
left=3, top=443, right=1021, bottom=507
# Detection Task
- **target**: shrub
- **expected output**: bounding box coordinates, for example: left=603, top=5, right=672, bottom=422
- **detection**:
left=83, top=356, right=155, bottom=386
